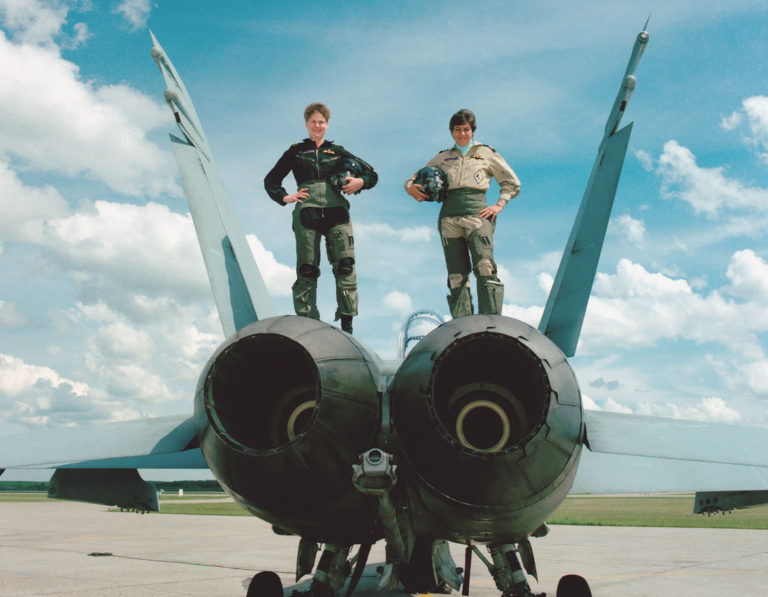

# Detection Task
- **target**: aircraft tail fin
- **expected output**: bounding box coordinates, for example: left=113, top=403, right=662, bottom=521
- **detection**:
left=538, top=124, right=632, bottom=356
left=151, top=33, right=275, bottom=337
left=538, top=26, right=649, bottom=357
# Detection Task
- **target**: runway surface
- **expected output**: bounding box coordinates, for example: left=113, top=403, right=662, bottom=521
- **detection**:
left=2, top=500, right=767, bottom=596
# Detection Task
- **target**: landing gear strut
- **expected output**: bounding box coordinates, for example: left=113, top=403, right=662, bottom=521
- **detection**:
left=289, top=543, right=352, bottom=596
left=471, top=542, right=543, bottom=597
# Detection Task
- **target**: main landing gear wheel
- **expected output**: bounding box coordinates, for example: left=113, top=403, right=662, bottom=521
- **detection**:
left=247, top=570, right=283, bottom=597
left=556, top=574, right=592, bottom=597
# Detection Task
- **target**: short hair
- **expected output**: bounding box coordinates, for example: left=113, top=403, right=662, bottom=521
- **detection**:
left=304, top=102, right=330, bottom=122
left=449, top=109, right=476, bottom=132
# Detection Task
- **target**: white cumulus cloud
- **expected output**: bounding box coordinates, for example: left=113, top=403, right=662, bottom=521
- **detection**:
left=722, top=95, right=768, bottom=164
left=656, top=140, right=768, bottom=217
left=636, top=397, right=741, bottom=424
left=0, top=160, right=70, bottom=239
left=246, top=234, right=294, bottom=297
left=0, top=0, right=67, bottom=47
left=612, top=214, right=645, bottom=247
left=37, top=200, right=208, bottom=300
left=383, top=290, right=413, bottom=313
left=0, top=28, right=178, bottom=197
left=115, top=0, right=152, bottom=31
left=0, top=353, right=104, bottom=428
left=355, top=222, right=433, bottom=243
left=725, top=249, right=768, bottom=301
left=581, top=255, right=768, bottom=356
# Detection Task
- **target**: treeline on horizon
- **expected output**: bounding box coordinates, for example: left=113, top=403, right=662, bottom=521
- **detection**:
left=0, top=480, right=224, bottom=492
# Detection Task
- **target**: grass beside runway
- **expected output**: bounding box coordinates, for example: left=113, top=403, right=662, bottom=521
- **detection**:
left=155, top=494, right=768, bottom=529
left=0, top=492, right=50, bottom=502
left=548, top=495, right=768, bottom=529
left=3, top=493, right=768, bottom=529
left=158, top=501, right=251, bottom=515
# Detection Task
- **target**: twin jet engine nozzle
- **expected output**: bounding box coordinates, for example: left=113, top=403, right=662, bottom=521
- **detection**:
left=195, top=314, right=584, bottom=544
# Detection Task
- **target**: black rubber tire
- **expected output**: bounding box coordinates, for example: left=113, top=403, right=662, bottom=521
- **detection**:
left=247, top=570, right=283, bottom=597
left=556, top=574, right=592, bottom=597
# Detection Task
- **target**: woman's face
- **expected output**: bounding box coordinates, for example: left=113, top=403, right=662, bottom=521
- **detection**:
left=451, top=123, right=473, bottom=147
left=305, top=111, right=328, bottom=142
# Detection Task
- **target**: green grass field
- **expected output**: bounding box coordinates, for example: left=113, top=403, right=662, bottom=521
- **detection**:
left=158, top=501, right=252, bottom=516
left=549, top=495, right=768, bottom=529
left=0, top=492, right=50, bottom=502
left=134, top=494, right=768, bottom=528
left=158, top=493, right=228, bottom=501
left=4, top=493, right=768, bottom=529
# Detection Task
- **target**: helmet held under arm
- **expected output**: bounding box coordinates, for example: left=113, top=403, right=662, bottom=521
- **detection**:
left=414, top=166, right=448, bottom=202
left=329, top=158, right=364, bottom=193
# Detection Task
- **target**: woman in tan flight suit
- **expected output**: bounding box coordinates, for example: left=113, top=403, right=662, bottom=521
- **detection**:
left=405, top=109, right=520, bottom=318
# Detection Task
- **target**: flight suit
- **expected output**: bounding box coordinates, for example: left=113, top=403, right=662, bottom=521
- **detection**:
left=405, top=142, right=520, bottom=318
left=265, top=139, right=377, bottom=321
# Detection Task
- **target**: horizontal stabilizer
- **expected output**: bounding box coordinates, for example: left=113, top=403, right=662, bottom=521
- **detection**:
left=584, top=410, right=768, bottom=468
left=0, top=415, right=206, bottom=469
left=693, top=490, right=768, bottom=514
left=48, top=468, right=159, bottom=512
left=572, top=450, right=768, bottom=494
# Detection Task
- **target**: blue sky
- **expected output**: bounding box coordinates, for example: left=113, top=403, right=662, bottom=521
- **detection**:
left=2, top=0, right=768, bottom=468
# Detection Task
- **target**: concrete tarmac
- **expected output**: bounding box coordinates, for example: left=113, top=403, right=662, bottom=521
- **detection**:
left=1, top=500, right=767, bottom=596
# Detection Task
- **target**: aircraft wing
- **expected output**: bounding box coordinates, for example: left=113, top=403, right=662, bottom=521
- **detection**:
left=584, top=410, right=768, bottom=468
left=573, top=409, right=768, bottom=493
left=0, top=415, right=205, bottom=469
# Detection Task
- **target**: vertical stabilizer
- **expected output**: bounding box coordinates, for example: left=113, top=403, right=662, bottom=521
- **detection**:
left=538, top=26, right=649, bottom=356
left=150, top=33, right=275, bottom=337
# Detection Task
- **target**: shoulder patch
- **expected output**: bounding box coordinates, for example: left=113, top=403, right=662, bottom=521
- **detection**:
left=479, top=144, right=497, bottom=153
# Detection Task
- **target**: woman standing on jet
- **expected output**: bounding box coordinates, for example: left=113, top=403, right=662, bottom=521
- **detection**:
left=405, top=109, right=520, bottom=319
left=264, top=102, right=377, bottom=335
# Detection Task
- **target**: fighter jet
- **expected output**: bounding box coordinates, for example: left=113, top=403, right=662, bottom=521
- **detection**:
left=2, top=24, right=768, bottom=597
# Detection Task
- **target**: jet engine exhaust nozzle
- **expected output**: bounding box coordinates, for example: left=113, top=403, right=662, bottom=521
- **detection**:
left=390, top=315, right=584, bottom=541
left=194, top=316, right=381, bottom=536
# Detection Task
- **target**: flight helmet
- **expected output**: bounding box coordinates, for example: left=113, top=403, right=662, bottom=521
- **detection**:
left=414, top=166, right=448, bottom=202
left=329, top=158, right=364, bottom=193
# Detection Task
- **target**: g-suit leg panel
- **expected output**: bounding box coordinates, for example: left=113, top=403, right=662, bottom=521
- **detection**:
left=467, top=220, right=504, bottom=315
left=440, top=218, right=474, bottom=318
left=292, top=208, right=322, bottom=320
left=325, top=220, right=358, bottom=320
